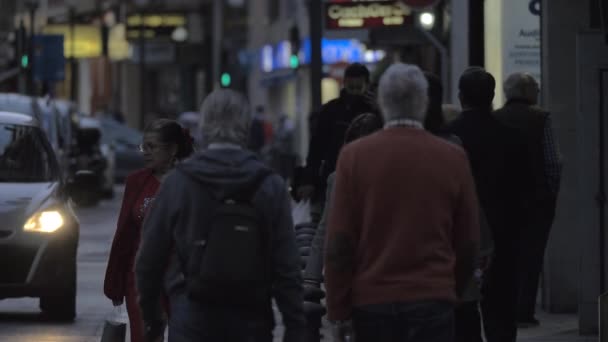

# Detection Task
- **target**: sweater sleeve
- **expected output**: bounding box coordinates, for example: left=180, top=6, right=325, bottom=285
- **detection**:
left=324, top=148, right=358, bottom=321
left=104, top=175, right=136, bottom=301
left=136, top=173, right=178, bottom=324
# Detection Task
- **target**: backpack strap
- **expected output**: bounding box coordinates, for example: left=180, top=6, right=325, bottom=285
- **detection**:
left=223, top=169, right=274, bottom=203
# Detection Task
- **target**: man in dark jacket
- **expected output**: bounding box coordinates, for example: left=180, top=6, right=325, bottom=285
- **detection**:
left=445, top=67, right=531, bottom=342
left=136, top=90, right=305, bottom=342
left=494, top=72, right=562, bottom=327
left=297, top=63, right=379, bottom=205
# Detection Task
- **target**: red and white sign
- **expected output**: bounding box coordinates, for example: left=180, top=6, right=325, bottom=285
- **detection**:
left=325, top=1, right=416, bottom=30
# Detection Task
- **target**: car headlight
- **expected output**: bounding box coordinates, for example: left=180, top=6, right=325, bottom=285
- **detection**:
left=24, top=210, right=64, bottom=233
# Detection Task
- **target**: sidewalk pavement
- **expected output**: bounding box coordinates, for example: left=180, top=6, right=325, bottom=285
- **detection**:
left=516, top=310, right=597, bottom=342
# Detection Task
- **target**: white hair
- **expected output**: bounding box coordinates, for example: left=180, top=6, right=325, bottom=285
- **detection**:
left=199, top=89, right=251, bottom=146
left=503, top=72, right=538, bottom=101
left=377, top=63, right=429, bottom=123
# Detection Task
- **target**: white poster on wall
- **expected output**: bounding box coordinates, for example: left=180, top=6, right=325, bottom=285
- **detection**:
left=501, top=0, right=541, bottom=84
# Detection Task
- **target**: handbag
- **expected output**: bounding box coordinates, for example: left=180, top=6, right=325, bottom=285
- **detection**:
left=100, top=305, right=127, bottom=342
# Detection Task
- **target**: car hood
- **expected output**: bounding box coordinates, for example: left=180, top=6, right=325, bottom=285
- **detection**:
left=0, top=182, right=60, bottom=231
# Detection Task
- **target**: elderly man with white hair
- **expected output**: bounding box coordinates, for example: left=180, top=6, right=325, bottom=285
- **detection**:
left=135, top=89, right=305, bottom=342
left=494, top=72, right=561, bottom=328
left=324, top=63, right=480, bottom=342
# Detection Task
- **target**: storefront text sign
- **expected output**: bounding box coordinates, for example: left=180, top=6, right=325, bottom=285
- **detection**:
left=325, top=1, right=414, bottom=30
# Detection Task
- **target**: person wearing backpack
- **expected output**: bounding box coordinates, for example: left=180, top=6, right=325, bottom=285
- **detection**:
left=135, top=89, right=305, bottom=342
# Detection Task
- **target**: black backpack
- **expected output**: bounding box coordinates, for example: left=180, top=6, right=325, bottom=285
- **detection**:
left=183, top=170, right=273, bottom=309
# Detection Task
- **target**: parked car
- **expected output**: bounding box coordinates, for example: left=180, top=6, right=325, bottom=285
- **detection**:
left=0, top=111, right=79, bottom=321
left=0, top=94, right=71, bottom=178
left=68, top=115, right=110, bottom=206
left=99, top=116, right=144, bottom=183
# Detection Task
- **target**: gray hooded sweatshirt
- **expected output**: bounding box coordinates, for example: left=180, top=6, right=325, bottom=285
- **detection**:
left=135, top=147, right=305, bottom=335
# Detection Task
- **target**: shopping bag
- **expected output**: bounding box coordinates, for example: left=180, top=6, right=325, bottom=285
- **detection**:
left=100, top=305, right=127, bottom=342
left=292, top=200, right=312, bottom=226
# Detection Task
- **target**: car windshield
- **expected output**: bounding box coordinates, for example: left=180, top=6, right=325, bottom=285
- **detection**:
left=0, top=124, right=60, bottom=182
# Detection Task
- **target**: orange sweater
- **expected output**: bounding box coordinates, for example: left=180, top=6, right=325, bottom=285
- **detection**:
left=324, top=127, right=480, bottom=320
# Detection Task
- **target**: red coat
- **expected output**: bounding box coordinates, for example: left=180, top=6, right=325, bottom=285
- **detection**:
left=104, top=168, right=157, bottom=301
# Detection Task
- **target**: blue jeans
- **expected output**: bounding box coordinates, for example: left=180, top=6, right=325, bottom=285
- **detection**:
left=353, top=301, right=454, bottom=342
left=167, top=293, right=273, bottom=342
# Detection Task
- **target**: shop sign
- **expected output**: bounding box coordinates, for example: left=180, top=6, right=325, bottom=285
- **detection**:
left=325, top=1, right=414, bottom=30
left=43, top=25, right=102, bottom=59
left=126, top=13, right=187, bottom=40
left=502, top=0, right=541, bottom=83
left=33, top=34, right=65, bottom=82
left=260, top=38, right=385, bottom=73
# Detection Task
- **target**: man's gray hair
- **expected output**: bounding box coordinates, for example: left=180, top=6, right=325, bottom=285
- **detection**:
left=199, top=89, right=251, bottom=146
left=378, top=63, right=429, bottom=123
left=503, top=72, right=539, bottom=101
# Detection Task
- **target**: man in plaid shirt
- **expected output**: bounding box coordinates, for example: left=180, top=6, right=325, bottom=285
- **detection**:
left=494, top=72, right=562, bottom=328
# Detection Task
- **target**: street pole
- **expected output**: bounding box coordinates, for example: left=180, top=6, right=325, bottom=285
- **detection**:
left=309, top=0, right=322, bottom=112
left=212, top=0, right=223, bottom=90
left=69, top=6, right=77, bottom=101
left=138, top=10, right=146, bottom=129
left=26, top=2, right=37, bottom=96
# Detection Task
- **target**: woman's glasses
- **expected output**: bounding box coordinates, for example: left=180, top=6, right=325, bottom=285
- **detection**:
left=138, top=143, right=167, bottom=153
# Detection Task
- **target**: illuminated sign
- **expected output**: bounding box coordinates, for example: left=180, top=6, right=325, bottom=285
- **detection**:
left=260, top=38, right=386, bottom=72
left=325, top=1, right=413, bottom=30
left=126, top=13, right=187, bottom=40
left=43, top=25, right=102, bottom=58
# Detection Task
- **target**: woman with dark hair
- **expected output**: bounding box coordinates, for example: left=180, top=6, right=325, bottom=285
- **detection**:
left=303, top=112, right=383, bottom=287
left=104, top=119, right=194, bottom=342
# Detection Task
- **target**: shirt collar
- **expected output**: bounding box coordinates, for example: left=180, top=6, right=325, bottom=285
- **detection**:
left=384, top=118, right=424, bottom=130
left=207, top=143, right=242, bottom=150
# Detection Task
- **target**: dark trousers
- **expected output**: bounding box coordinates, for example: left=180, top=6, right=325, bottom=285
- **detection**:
left=454, top=301, right=483, bottom=342
left=168, top=293, right=273, bottom=342
left=353, top=301, right=454, bottom=342
left=517, top=199, right=557, bottom=320
left=481, top=253, right=519, bottom=342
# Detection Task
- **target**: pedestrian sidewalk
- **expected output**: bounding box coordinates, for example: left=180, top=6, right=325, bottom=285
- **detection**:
left=516, top=310, right=597, bottom=342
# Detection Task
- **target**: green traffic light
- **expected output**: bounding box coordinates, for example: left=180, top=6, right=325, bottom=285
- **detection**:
left=220, top=72, right=231, bottom=87
left=289, top=55, right=299, bottom=69
left=20, top=55, right=28, bottom=68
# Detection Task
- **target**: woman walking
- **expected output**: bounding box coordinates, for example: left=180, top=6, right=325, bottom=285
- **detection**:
left=104, top=119, right=194, bottom=342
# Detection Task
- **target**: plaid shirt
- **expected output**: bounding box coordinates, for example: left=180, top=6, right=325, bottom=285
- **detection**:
left=542, top=115, right=562, bottom=195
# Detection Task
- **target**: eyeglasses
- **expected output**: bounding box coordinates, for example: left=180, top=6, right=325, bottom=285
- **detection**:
left=138, top=143, right=168, bottom=153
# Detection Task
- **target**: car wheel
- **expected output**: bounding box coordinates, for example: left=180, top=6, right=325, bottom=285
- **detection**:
left=40, top=256, right=77, bottom=322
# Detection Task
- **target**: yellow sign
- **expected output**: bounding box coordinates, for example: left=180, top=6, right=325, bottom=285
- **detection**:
left=43, top=25, right=101, bottom=58
left=127, top=14, right=186, bottom=28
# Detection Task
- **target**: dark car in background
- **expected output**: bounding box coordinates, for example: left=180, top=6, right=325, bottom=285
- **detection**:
left=0, top=112, right=79, bottom=321
left=99, top=116, right=144, bottom=183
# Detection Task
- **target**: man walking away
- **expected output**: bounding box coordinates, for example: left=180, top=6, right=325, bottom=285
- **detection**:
left=325, top=63, right=480, bottom=342
left=297, top=63, right=380, bottom=213
left=135, top=90, right=305, bottom=342
left=445, top=67, right=531, bottom=342
left=494, top=72, right=562, bottom=328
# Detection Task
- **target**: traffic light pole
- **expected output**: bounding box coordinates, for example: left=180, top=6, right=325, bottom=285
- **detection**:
left=138, top=10, right=146, bottom=129
left=212, top=0, right=223, bottom=90
left=26, top=2, right=37, bottom=96
left=69, top=6, right=77, bottom=101
left=309, top=0, right=323, bottom=113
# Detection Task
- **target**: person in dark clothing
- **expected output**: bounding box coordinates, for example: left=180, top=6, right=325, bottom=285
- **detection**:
left=297, top=63, right=380, bottom=206
left=135, top=90, right=305, bottom=342
left=445, top=67, right=531, bottom=342
left=494, top=72, right=562, bottom=328
left=249, top=105, right=268, bottom=153
left=425, top=71, right=493, bottom=342
left=423, top=72, right=445, bottom=134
